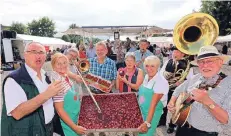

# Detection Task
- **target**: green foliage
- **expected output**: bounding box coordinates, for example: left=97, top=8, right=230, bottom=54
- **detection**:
left=9, top=22, right=27, bottom=34
left=61, top=35, right=71, bottom=42
left=28, top=17, right=56, bottom=37
left=69, top=24, right=78, bottom=29
left=92, top=38, right=101, bottom=44
left=200, top=1, right=231, bottom=36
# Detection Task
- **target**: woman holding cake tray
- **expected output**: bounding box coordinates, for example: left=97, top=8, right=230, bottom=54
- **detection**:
left=116, top=52, right=144, bottom=93
left=138, top=55, right=169, bottom=135
left=50, top=53, right=86, bottom=136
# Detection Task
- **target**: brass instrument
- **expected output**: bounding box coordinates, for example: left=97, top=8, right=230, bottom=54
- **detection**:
left=168, top=59, right=191, bottom=89
left=79, top=59, right=90, bottom=73
left=171, top=12, right=219, bottom=126
left=71, top=59, right=102, bottom=113
left=166, top=12, right=219, bottom=88
left=173, top=12, right=219, bottom=55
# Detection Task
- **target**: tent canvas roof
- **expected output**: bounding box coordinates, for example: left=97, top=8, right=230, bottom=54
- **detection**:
left=17, top=34, right=72, bottom=45
left=63, top=25, right=171, bottom=36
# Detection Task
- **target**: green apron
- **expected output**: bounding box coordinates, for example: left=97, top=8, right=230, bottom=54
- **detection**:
left=60, top=86, right=81, bottom=136
left=138, top=84, right=164, bottom=136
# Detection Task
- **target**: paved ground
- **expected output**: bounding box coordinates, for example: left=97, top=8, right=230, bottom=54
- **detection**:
left=1, top=62, right=231, bottom=136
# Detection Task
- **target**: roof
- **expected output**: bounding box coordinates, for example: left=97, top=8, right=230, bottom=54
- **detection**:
left=63, top=25, right=171, bottom=36
left=17, top=34, right=72, bottom=45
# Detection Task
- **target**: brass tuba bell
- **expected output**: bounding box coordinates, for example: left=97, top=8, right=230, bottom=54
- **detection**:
left=173, top=12, right=219, bottom=55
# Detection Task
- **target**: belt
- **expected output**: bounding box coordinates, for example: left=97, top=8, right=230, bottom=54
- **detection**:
left=184, top=122, right=218, bottom=135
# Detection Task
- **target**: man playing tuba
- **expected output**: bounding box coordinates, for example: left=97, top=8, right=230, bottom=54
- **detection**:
left=159, top=46, right=194, bottom=133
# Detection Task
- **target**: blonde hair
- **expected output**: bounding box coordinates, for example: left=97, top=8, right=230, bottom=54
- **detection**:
left=51, top=53, right=69, bottom=68
left=143, top=55, right=160, bottom=68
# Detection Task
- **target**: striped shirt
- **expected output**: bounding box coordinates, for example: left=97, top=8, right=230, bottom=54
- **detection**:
left=89, top=57, right=117, bottom=81
left=173, top=73, right=231, bottom=133
left=50, top=71, right=73, bottom=102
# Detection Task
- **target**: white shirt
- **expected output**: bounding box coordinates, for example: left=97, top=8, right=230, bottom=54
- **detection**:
left=4, top=64, right=54, bottom=124
left=142, top=72, right=169, bottom=107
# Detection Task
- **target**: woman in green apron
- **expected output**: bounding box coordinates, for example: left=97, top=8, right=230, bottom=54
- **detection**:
left=51, top=53, right=86, bottom=136
left=138, top=56, right=169, bottom=136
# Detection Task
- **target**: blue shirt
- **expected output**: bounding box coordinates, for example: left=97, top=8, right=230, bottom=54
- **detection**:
left=89, top=57, right=117, bottom=81
left=134, top=50, right=153, bottom=72
left=86, top=47, right=96, bottom=58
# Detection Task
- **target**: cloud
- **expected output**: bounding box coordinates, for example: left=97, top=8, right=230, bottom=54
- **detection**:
left=0, top=0, right=201, bottom=32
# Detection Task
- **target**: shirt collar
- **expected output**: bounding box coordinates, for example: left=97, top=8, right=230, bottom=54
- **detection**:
left=95, top=57, right=109, bottom=64
left=144, top=71, right=160, bottom=84
left=25, top=64, right=46, bottom=80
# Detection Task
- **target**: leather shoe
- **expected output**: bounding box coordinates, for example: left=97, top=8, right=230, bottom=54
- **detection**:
left=167, top=127, right=174, bottom=134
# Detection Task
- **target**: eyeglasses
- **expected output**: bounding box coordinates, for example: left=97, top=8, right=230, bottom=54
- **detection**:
left=26, top=50, right=46, bottom=55
left=197, top=58, right=220, bottom=66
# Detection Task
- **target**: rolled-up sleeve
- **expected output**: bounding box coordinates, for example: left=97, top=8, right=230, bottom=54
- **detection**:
left=4, top=78, right=27, bottom=116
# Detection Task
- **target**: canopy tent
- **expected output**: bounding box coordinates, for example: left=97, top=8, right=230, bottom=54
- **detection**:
left=16, top=34, right=75, bottom=51
left=63, top=25, right=172, bottom=37
left=109, top=35, right=139, bottom=41
left=217, top=34, right=231, bottom=42
left=147, top=37, right=173, bottom=47
left=17, top=34, right=72, bottom=45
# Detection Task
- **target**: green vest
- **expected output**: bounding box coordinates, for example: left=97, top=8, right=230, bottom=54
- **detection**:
left=1, top=64, right=53, bottom=136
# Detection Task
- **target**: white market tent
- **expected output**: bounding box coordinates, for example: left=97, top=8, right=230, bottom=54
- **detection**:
left=63, top=25, right=172, bottom=37
left=217, top=34, right=231, bottom=42
left=109, top=35, right=139, bottom=41
left=17, top=34, right=72, bottom=46
left=147, top=37, right=173, bottom=47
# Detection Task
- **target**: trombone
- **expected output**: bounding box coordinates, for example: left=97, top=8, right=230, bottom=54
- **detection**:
left=71, top=59, right=102, bottom=113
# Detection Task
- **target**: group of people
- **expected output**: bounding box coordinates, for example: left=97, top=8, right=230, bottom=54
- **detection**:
left=1, top=39, right=231, bottom=136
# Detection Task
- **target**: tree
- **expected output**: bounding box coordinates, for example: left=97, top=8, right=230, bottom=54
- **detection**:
left=9, top=22, right=27, bottom=34
left=69, top=24, right=78, bottom=29
left=200, top=1, right=231, bottom=36
left=28, top=17, right=56, bottom=37
left=61, top=35, right=71, bottom=42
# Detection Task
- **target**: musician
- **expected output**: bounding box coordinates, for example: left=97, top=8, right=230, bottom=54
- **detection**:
left=138, top=55, right=169, bottom=135
left=51, top=53, right=86, bottom=136
left=116, top=52, right=144, bottom=93
left=159, top=46, right=193, bottom=134
left=89, top=41, right=117, bottom=94
left=168, top=46, right=231, bottom=136
left=1, top=42, right=64, bottom=136
left=64, top=48, right=83, bottom=83
left=134, top=39, right=153, bottom=73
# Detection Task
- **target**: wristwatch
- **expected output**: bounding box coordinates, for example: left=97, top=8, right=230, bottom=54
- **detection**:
left=144, top=121, right=151, bottom=128
left=208, top=104, right=215, bottom=109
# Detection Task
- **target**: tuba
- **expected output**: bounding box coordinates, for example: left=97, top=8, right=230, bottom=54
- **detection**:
left=167, top=12, right=219, bottom=89
left=173, top=12, right=219, bottom=55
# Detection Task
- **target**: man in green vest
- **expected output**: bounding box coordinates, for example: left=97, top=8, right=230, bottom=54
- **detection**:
left=1, top=42, right=65, bottom=136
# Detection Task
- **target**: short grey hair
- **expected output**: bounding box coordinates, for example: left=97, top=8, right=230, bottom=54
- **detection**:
left=64, top=48, right=79, bottom=55
left=24, top=42, right=45, bottom=52
left=143, top=55, right=161, bottom=68
left=96, top=41, right=107, bottom=49
left=125, top=52, right=136, bottom=61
